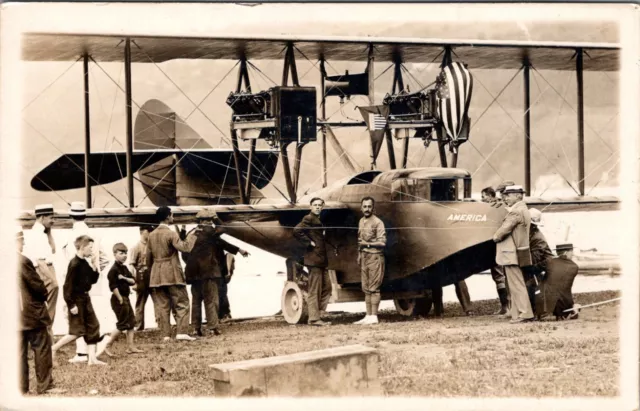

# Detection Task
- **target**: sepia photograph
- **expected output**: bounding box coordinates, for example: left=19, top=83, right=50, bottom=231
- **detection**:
left=0, top=2, right=638, bottom=410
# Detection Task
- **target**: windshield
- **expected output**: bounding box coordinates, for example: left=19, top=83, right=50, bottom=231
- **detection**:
left=391, top=178, right=466, bottom=202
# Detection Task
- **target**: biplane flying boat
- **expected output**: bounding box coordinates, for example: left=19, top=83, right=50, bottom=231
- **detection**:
left=18, top=32, right=620, bottom=323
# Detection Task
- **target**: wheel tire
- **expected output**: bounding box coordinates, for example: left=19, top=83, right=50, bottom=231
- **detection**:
left=394, top=296, right=433, bottom=317
left=281, top=281, right=309, bottom=324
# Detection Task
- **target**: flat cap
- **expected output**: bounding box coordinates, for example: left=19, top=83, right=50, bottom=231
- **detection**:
left=496, top=180, right=516, bottom=193
left=555, top=243, right=574, bottom=252
left=529, top=208, right=543, bottom=226
left=196, top=209, right=219, bottom=221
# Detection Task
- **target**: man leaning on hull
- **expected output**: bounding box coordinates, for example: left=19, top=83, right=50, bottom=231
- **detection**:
left=293, top=197, right=332, bottom=327
left=492, top=185, right=535, bottom=323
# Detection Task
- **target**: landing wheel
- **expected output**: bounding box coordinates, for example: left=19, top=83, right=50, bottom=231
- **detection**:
left=281, top=281, right=309, bottom=324
left=394, top=296, right=433, bottom=317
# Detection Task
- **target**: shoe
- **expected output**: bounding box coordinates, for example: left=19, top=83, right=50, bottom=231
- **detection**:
left=43, top=387, right=67, bottom=395
left=353, top=316, right=368, bottom=325
left=210, top=328, right=222, bottom=336
left=465, top=310, right=475, bottom=316
left=192, top=328, right=203, bottom=337
left=363, top=315, right=379, bottom=325
left=163, top=336, right=171, bottom=342
left=308, top=320, right=331, bottom=326
left=176, top=334, right=196, bottom=341
left=494, top=306, right=508, bottom=315
left=68, top=354, right=88, bottom=363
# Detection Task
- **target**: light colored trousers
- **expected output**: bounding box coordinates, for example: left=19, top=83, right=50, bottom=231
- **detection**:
left=504, top=265, right=534, bottom=320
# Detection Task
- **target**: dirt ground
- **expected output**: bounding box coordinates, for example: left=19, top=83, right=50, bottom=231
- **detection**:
left=33, top=290, right=619, bottom=397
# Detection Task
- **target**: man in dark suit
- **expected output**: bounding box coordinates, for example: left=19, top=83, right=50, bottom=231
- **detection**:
left=493, top=185, right=534, bottom=323
left=535, top=243, right=580, bottom=320
left=293, top=197, right=332, bottom=326
left=17, top=228, right=63, bottom=394
left=184, top=210, right=248, bottom=336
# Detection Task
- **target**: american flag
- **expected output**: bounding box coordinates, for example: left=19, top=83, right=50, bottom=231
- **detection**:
left=437, top=62, right=473, bottom=145
left=369, top=113, right=387, bottom=131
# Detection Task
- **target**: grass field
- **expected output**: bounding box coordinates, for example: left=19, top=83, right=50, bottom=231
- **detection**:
left=31, top=290, right=619, bottom=397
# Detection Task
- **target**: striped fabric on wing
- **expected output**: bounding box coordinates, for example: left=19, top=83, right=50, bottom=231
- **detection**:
left=438, top=62, right=473, bottom=144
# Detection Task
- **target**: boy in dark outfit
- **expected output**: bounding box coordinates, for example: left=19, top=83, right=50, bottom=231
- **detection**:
left=51, top=235, right=105, bottom=366
left=99, top=243, right=143, bottom=357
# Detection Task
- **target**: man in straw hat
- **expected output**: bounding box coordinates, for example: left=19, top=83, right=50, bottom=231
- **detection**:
left=62, top=201, right=109, bottom=363
left=23, top=204, right=58, bottom=339
left=183, top=209, right=249, bottom=336
left=17, top=227, right=65, bottom=394
left=535, top=243, right=581, bottom=320
left=492, top=185, right=534, bottom=323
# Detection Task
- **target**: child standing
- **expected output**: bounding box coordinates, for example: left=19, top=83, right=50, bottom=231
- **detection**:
left=51, top=235, right=106, bottom=366
left=99, top=243, right=143, bottom=357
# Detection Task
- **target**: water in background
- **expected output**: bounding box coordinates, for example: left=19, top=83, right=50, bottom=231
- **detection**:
left=46, top=209, right=621, bottom=335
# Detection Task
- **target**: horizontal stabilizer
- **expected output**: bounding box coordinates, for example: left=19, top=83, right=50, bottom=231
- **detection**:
left=31, top=149, right=279, bottom=192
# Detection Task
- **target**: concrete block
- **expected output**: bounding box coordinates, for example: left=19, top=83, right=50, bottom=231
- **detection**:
left=209, top=344, right=381, bottom=397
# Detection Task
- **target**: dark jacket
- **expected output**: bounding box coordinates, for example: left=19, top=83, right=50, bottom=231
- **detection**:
left=293, top=213, right=327, bottom=268
left=107, top=261, right=135, bottom=297
left=18, top=253, right=51, bottom=331
left=529, top=225, right=553, bottom=273
left=183, top=225, right=240, bottom=283
left=63, top=256, right=99, bottom=308
left=535, top=255, right=579, bottom=318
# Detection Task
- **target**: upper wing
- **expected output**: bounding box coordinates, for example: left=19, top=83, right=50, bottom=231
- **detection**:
left=22, top=33, right=619, bottom=71
left=16, top=202, right=349, bottom=229
left=524, top=196, right=620, bottom=212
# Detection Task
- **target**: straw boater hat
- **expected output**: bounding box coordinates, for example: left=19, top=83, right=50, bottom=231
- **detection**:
left=69, top=201, right=86, bottom=217
left=529, top=208, right=543, bottom=227
left=555, top=243, right=574, bottom=252
left=502, top=185, right=525, bottom=194
left=34, top=204, right=54, bottom=217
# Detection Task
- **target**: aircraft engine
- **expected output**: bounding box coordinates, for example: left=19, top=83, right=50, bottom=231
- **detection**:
left=227, top=86, right=317, bottom=146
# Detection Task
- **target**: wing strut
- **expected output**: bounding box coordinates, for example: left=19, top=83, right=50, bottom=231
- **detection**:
left=83, top=53, right=92, bottom=208
left=523, top=56, right=532, bottom=195
left=576, top=48, right=585, bottom=196
left=124, top=37, right=134, bottom=207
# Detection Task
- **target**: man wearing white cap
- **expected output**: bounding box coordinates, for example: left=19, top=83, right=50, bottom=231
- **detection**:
left=62, top=202, right=109, bottom=363
left=492, top=185, right=534, bottom=323
left=23, top=204, right=58, bottom=339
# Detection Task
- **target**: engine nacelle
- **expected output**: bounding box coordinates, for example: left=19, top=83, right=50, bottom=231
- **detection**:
left=228, top=86, right=317, bottom=145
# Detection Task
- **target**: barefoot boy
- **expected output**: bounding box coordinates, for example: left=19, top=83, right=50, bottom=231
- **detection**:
left=52, top=235, right=105, bottom=366
left=99, top=243, right=143, bottom=357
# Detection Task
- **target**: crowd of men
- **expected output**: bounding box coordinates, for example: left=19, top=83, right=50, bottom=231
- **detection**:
left=17, top=203, right=244, bottom=394
left=18, top=183, right=581, bottom=394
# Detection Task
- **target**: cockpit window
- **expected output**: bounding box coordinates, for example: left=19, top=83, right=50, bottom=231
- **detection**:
left=391, top=179, right=430, bottom=202
left=430, top=179, right=458, bottom=201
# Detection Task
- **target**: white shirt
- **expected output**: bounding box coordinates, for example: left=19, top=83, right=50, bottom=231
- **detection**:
left=23, top=221, right=54, bottom=264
